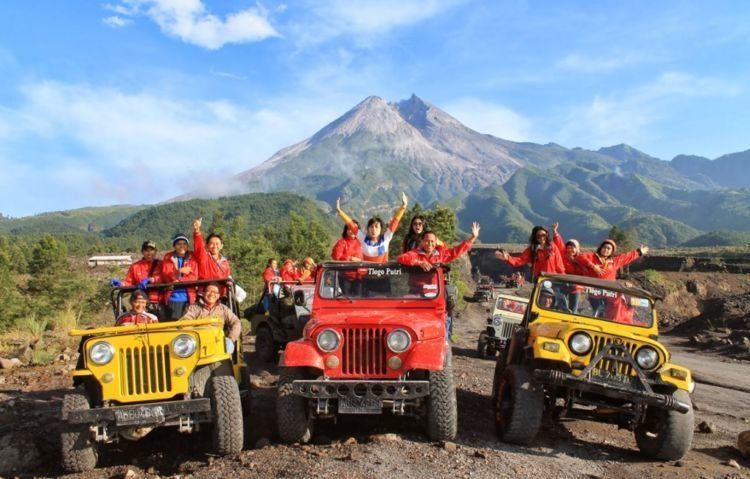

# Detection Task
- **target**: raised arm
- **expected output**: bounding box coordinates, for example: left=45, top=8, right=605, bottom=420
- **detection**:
left=552, top=222, right=564, bottom=252
left=613, top=245, right=648, bottom=270
left=335, top=198, right=359, bottom=234
left=387, top=192, right=409, bottom=233
left=441, top=222, right=480, bottom=262
left=192, top=217, right=206, bottom=261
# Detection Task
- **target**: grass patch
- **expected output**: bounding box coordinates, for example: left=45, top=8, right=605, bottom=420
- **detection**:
left=16, top=315, right=49, bottom=341
left=31, top=347, right=56, bottom=365
left=643, top=269, right=665, bottom=285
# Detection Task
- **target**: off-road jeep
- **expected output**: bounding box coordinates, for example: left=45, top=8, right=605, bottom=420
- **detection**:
left=245, top=281, right=315, bottom=362
left=60, top=279, right=248, bottom=473
left=473, top=276, right=495, bottom=302
left=276, top=262, right=456, bottom=443
left=477, top=294, right=528, bottom=359
left=492, top=274, right=695, bottom=460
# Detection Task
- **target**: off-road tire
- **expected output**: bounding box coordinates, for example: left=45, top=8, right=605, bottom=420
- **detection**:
left=426, top=347, right=458, bottom=441
left=277, top=367, right=313, bottom=443
left=635, top=389, right=694, bottom=460
left=477, top=333, right=488, bottom=359
left=60, top=386, right=98, bottom=473
left=494, top=365, right=544, bottom=445
left=255, top=326, right=278, bottom=363
left=209, top=374, right=244, bottom=455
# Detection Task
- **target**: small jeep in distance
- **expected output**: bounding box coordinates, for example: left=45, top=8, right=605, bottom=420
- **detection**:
left=60, top=279, right=248, bottom=473
left=473, top=275, right=495, bottom=302
left=492, top=274, right=695, bottom=460
left=276, top=262, right=456, bottom=443
left=477, top=294, right=528, bottom=359
left=245, top=281, right=315, bottom=362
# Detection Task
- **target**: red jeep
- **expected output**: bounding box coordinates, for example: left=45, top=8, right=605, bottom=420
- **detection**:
left=276, top=261, right=457, bottom=443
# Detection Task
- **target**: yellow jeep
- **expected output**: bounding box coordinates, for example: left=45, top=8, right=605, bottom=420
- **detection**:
left=60, top=280, right=249, bottom=473
left=492, top=273, right=695, bottom=460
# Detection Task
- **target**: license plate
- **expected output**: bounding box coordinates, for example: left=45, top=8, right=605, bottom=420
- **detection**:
left=591, top=368, right=633, bottom=386
left=115, top=405, right=167, bottom=426
left=338, top=397, right=383, bottom=414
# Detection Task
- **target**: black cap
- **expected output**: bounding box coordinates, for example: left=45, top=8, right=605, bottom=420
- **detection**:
left=141, top=240, right=157, bottom=251
left=131, top=290, right=148, bottom=301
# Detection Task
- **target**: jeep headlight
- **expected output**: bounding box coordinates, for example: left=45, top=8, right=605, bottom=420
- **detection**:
left=316, top=329, right=340, bottom=352
left=635, top=347, right=659, bottom=370
left=172, top=334, right=197, bottom=358
left=568, top=333, right=593, bottom=355
left=89, top=341, right=114, bottom=365
left=386, top=329, right=411, bottom=353
left=492, top=316, right=502, bottom=326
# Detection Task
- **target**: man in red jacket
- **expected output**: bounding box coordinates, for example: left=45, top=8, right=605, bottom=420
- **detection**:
left=160, top=233, right=199, bottom=320
left=578, top=239, right=648, bottom=280
left=192, top=217, right=232, bottom=280
left=112, top=240, right=162, bottom=305
left=397, top=222, right=480, bottom=270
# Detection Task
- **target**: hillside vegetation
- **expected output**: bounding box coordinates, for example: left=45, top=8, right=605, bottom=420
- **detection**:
left=0, top=205, right=146, bottom=235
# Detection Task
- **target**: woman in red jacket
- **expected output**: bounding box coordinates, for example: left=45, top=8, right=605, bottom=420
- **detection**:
left=160, top=233, right=199, bottom=320
left=280, top=259, right=300, bottom=281
left=495, top=224, right=565, bottom=282
left=331, top=221, right=363, bottom=261
left=578, top=239, right=649, bottom=280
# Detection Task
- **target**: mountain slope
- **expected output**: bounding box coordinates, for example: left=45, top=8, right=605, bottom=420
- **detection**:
left=0, top=205, right=146, bottom=235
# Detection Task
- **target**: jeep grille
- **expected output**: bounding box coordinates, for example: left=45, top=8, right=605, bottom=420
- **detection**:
left=588, top=335, right=639, bottom=376
left=120, top=345, right=172, bottom=396
left=498, top=320, right=516, bottom=339
left=341, top=328, right=388, bottom=376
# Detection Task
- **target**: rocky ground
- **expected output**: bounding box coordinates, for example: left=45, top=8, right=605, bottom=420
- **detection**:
left=1, top=273, right=750, bottom=478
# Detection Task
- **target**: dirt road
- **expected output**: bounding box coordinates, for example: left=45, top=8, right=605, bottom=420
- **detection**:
left=1, top=292, right=749, bottom=478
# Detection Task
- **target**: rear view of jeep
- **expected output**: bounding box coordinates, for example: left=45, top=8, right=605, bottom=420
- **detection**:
left=492, top=274, right=695, bottom=460
left=276, top=262, right=456, bottom=443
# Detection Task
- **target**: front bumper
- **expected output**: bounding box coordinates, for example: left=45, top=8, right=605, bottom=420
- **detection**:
left=533, top=369, right=690, bottom=413
left=293, top=379, right=429, bottom=400
left=63, top=398, right=212, bottom=426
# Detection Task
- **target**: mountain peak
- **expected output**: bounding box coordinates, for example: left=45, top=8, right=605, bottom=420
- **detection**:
left=312, top=95, right=408, bottom=140
left=598, top=144, right=660, bottom=162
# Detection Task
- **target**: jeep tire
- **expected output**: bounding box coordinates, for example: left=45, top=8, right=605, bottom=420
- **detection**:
left=277, top=367, right=313, bottom=443
left=477, top=332, right=488, bottom=359
left=634, top=389, right=694, bottom=460
left=209, top=374, right=244, bottom=455
left=426, top=347, right=458, bottom=441
left=494, top=365, right=544, bottom=445
left=255, top=326, right=278, bottom=363
left=60, top=386, right=98, bottom=473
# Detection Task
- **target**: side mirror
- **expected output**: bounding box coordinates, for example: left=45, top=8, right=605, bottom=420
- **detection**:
left=529, top=311, right=539, bottom=323
left=293, top=290, right=306, bottom=306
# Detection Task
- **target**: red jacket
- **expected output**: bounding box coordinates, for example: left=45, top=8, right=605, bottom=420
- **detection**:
left=552, top=233, right=589, bottom=277
left=123, top=258, right=162, bottom=302
left=160, top=252, right=198, bottom=304
left=116, top=311, right=159, bottom=326
left=578, top=250, right=642, bottom=280
left=331, top=236, right=363, bottom=261
left=504, top=242, right=565, bottom=280
left=262, top=266, right=280, bottom=294
left=281, top=263, right=299, bottom=282
left=397, top=239, right=474, bottom=266
left=193, top=231, right=232, bottom=280
left=604, top=294, right=636, bottom=325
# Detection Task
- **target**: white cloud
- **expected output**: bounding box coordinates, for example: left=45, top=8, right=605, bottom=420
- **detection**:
left=555, top=72, right=741, bottom=149
left=107, top=0, right=279, bottom=49
left=289, top=0, right=465, bottom=47
left=0, top=81, right=345, bottom=214
left=443, top=98, right=533, bottom=142
left=103, top=15, right=132, bottom=28
left=209, top=68, right=248, bottom=81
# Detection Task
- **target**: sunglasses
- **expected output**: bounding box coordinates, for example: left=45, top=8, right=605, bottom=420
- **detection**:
left=413, top=221, right=424, bottom=226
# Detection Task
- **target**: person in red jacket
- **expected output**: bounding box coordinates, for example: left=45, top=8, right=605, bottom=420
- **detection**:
left=259, top=258, right=280, bottom=312
left=160, top=233, right=199, bottom=320
left=551, top=224, right=590, bottom=312
left=192, top=217, right=232, bottom=280
left=578, top=239, right=649, bottom=280
left=297, top=257, right=316, bottom=282
left=110, top=240, right=162, bottom=305
left=331, top=220, right=363, bottom=261
left=335, top=193, right=408, bottom=263
left=495, top=224, right=565, bottom=281
left=280, top=259, right=299, bottom=282
left=397, top=222, right=480, bottom=270
left=116, top=290, right=159, bottom=326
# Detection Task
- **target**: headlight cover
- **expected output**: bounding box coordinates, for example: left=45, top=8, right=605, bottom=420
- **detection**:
left=172, top=334, right=197, bottom=358
left=492, top=317, right=502, bottom=326
left=316, top=329, right=340, bottom=352
left=89, top=341, right=115, bottom=365
left=387, top=329, right=411, bottom=353
left=568, top=333, right=593, bottom=355
left=635, top=346, right=659, bottom=370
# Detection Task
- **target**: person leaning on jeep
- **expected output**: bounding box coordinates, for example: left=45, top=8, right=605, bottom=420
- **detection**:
left=179, top=283, right=241, bottom=353
left=116, top=289, right=159, bottom=326
left=110, top=240, right=162, bottom=306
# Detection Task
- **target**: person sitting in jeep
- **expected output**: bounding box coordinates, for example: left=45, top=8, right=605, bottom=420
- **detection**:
left=116, top=289, right=159, bottom=326
left=397, top=222, right=481, bottom=271
left=180, top=283, right=241, bottom=353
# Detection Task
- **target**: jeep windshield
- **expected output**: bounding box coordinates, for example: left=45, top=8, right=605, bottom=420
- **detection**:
left=319, top=265, right=440, bottom=300
left=537, top=278, right=654, bottom=328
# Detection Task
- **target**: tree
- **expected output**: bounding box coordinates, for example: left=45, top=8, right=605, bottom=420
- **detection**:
left=608, top=225, right=637, bottom=252
left=278, top=213, right=332, bottom=263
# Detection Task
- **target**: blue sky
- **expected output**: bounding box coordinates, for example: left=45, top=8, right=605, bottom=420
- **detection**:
left=0, top=0, right=748, bottom=217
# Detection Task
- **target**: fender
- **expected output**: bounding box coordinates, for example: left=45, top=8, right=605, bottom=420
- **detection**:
left=403, top=338, right=445, bottom=371
left=281, top=340, right=324, bottom=370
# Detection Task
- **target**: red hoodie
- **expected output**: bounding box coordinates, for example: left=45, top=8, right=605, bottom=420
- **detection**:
left=503, top=242, right=565, bottom=280
left=160, top=251, right=198, bottom=304
left=578, top=250, right=642, bottom=280
left=281, top=261, right=300, bottom=281
left=193, top=231, right=232, bottom=280
left=397, top=239, right=474, bottom=266
left=123, top=258, right=162, bottom=303
left=331, top=236, right=363, bottom=261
